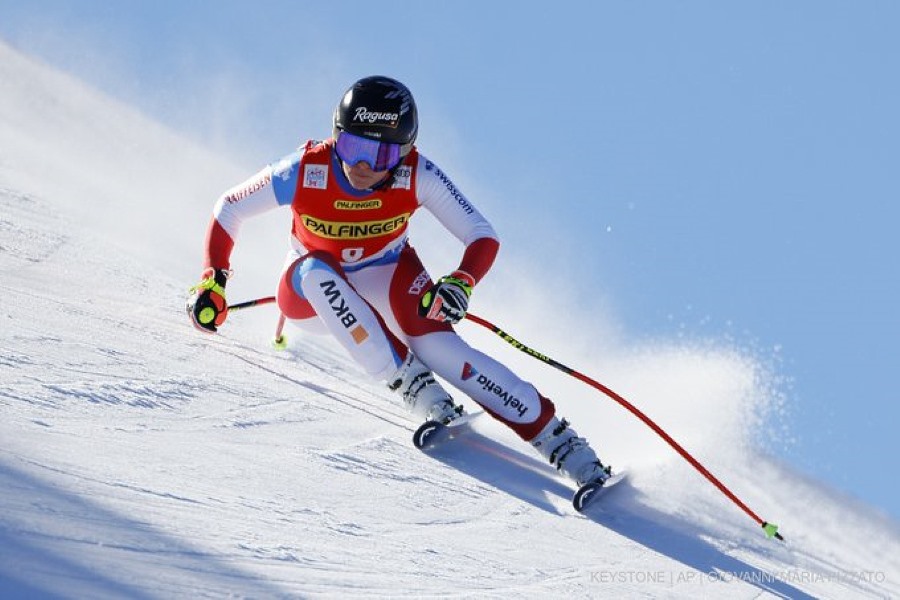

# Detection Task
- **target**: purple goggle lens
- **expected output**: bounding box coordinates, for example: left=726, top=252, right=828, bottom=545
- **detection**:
left=335, top=132, right=402, bottom=172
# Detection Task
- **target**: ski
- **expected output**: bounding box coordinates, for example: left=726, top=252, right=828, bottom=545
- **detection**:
left=412, top=411, right=484, bottom=449
left=412, top=412, right=627, bottom=515
left=572, top=470, right=628, bottom=512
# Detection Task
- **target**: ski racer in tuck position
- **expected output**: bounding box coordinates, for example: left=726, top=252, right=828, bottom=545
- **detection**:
left=187, top=76, right=611, bottom=492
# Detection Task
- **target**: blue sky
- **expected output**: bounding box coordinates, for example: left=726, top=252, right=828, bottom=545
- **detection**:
left=2, top=1, right=897, bottom=519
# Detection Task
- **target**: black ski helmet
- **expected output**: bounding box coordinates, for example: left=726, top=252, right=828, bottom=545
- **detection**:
left=333, top=76, right=418, bottom=157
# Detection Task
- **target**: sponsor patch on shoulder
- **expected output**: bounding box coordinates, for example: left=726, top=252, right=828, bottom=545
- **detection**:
left=303, top=164, right=329, bottom=189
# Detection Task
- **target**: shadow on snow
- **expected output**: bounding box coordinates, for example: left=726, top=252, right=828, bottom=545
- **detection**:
left=0, top=460, right=288, bottom=599
left=422, top=430, right=814, bottom=600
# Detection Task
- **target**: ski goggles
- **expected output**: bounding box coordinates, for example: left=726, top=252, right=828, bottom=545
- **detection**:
left=335, top=131, right=403, bottom=172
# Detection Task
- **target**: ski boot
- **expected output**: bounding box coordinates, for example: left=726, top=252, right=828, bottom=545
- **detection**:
left=388, top=352, right=464, bottom=425
left=531, top=417, right=613, bottom=510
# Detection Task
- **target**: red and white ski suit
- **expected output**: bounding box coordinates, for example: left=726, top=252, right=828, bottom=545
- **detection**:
left=203, top=139, right=554, bottom=440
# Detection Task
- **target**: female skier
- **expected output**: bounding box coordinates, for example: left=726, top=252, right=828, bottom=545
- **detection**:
left=187, top=76, right=611, bottom=491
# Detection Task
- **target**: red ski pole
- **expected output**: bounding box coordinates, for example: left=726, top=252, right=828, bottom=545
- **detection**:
left=227, top=297, right=783, bottom=539
left=464, top=312, right=784, bottom=542
left=273, top=312, right=287, bottom=349
left=228, top=296, right=276, bottom=312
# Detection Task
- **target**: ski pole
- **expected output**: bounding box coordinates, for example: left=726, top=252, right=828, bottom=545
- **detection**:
left=464, top=312, right=784, bottom=542
left=273, top=313, right=287, bottom=349
left=227, top=296, right=783, bottom=539
left=228, top=296, right=276, bottom=312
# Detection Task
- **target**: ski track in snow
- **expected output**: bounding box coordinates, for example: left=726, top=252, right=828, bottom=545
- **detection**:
left=1, top=40, right=898, bottom=598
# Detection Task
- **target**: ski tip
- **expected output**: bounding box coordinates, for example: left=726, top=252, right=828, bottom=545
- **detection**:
left=412, top=412, right=482, bottom=451
left=572, top=481, right=604, bottom=513
left=762, top=521, right=785, bottom=542
left=412, top=420, right=443, bottom=449
left=572, top=468, right=629, bottom=513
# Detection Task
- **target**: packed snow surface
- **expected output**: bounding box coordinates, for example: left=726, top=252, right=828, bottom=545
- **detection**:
left=1, top=40, right=897, bottom=598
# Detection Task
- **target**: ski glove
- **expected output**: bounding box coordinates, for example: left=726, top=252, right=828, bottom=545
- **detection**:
left=187, top=268, right=229, bottom=333
left=419, top=271, right=475, bottom=324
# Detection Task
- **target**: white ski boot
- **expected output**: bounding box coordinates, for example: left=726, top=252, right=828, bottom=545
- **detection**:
left=388, top=352, right=464, bottom=424
left=531, top=417, right=611, bottom=487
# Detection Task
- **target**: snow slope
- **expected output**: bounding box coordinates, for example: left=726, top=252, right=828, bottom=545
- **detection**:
left=1, top=40, right=897, bottom=599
